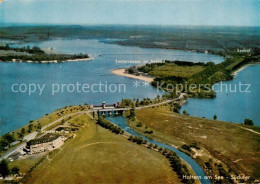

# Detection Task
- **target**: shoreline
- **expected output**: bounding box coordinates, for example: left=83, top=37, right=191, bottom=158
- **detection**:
left=0, top=57, right=94, bottom=64
left=231, top=63, right=260, bottom=76
left=111, top=68, right=154, bottom=82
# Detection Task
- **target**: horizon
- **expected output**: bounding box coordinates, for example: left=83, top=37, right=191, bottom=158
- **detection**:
left=1, top=23, right=260, bottom=28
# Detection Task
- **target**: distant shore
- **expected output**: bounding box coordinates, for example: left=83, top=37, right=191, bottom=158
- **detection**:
left=0, top=57, right=94, bottom=64
left=111, top=68, right=154, bottom=82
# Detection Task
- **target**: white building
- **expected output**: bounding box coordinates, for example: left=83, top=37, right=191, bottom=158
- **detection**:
left=26, top=134, right=64, bottom=154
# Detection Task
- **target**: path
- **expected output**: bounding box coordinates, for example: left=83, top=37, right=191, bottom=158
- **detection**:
left=238, top=126, right=260, bottom=136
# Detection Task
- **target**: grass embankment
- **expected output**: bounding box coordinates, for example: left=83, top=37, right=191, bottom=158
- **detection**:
left=16, top=114, right=181, bottom=184
left=128, top=106, right=260, bottom=183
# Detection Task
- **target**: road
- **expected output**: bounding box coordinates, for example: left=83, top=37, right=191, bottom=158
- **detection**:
left=0, top=95, right=184, bottom=160
left=0, top=111, right=89, bottom=160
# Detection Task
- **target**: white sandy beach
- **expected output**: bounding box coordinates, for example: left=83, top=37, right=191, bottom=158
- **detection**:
left=1, top=57, right=94, bottom=64
left=111, top=68, right=154, bottom=82
left=65, top=57, right=94, bottom=62
left=232, top=63, right=260, bottom=76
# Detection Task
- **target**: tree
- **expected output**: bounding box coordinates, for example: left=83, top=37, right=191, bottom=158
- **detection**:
left=129, top=105, right=136, bottom=119
left=11, top=166, right=20, bottom=175
left=135, top=98, right=140, bottom=107
left=128, top=135, right=133, bottom=141
left=5, top=43, right=9, bottom=49
left=173, top=107, right=179, bottom=113
left=28, top=124, right=33, bottom=133
left=121, top=99, right=133, bottom=107
left=213, top=115, right=217, bottom=120
left=21, top=128, right=26, bottom=135
left=0, top=140, right=9, bottom=151
left=18, top=132, right=24, bottom=139
left=0, top=160, right=10, bottom=178
left=244, top=118, right=254, bottom=126
left=37, top=123, right=42, bottom=130
left=2, top=133, right=15, bottom=144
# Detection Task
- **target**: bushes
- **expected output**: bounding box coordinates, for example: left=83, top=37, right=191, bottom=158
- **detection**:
left=181, top=144, right=192, bottom=152
left=127, top=134, right=195, bottom=184
left=0, top=133, right=16, bottom=152
left=166, top=150, right=194, bottom=184
left=144, top=130, right=153, bottom=134
left=128, top=135, right=146, bottom=144
left=244, top=118, right=254, bottom=126
left=97, top=116, right=123, bottom=134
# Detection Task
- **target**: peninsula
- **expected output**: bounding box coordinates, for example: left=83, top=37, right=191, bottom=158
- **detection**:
left=0, top=44, right=92, bottom=63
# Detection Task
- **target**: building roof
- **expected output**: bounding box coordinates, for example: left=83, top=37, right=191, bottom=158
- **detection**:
left=27, top=134, right=60, bottom=146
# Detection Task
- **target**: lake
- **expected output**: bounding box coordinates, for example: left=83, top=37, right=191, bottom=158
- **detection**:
left=181, top=64, right=260, bottom=125
left=0, top=39, right=224, bottom=135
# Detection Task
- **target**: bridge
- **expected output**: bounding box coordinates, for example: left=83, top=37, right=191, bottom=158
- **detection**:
left=91, top=93, right=186, bottom=117
left=91, top=101, right=130, bottom=116
left=93, top=107, right=130, bottom=116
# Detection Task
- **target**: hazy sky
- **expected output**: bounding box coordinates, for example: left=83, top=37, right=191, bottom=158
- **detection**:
left=0, top=0, right=259, bottom=26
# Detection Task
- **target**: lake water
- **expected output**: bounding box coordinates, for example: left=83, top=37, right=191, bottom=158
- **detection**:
left=106, top=116, right=211, bottom=184
left=181, top=64, right=260, bottom=125
left=0, top=39, right=224, bottom=135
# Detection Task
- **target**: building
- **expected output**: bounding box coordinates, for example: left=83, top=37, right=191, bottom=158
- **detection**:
left=26, top=134, right=64, bottom=154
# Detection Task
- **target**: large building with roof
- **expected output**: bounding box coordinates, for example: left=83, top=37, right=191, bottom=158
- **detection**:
left=26, top=134, right=64, bottom=154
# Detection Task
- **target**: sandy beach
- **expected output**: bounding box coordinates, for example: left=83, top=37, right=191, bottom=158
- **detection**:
left=1, top=57, right=94, bottom=64
left=232, top=63, right=260, bottom=76
left=65, top=57, right=94, bottom=62
left=111, top=68, right=154, bottom=82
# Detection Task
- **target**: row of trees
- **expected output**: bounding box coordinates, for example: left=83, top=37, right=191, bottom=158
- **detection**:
left=121, top=95, right=165, bottom=109
left=127, top=134, right=194, bottom=184
left=97, top=116, right=124, bottom=134
left=128, top=135, right=147, bottom=144
left=165, top=150, right=194, bottom=184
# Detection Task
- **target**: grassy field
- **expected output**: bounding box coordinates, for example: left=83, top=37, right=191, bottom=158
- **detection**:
left=13, top=113, right=181, bottom=184
left=129, top=106, right=260, bottom=183
left=148, top=63, right=205, bottom=78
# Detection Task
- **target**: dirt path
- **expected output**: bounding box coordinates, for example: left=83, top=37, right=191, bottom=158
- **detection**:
left=238, top=126, right=260, bottom=136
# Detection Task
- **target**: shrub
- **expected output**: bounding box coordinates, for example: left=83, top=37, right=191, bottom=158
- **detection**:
left=244, top=118, right=254, bottom=126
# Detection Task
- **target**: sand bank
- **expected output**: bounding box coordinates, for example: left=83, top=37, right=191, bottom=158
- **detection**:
left=111, top=68, right=154, bottom=82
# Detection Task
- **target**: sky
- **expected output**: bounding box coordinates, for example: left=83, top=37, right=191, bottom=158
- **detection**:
left=0, top=0, right=259, bottom=26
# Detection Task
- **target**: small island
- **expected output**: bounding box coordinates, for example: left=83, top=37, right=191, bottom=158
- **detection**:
left=0, top=44, right=92, bottom=63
